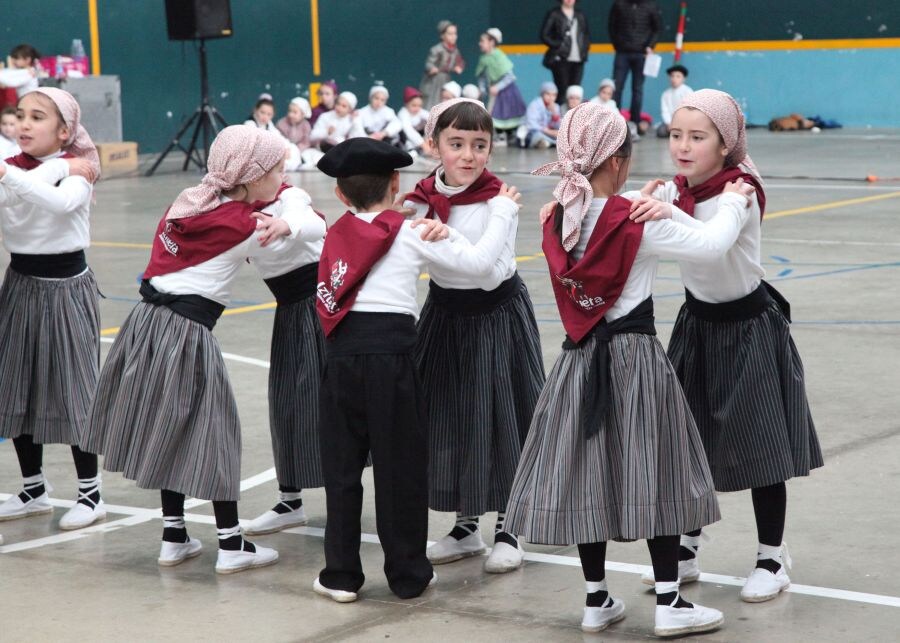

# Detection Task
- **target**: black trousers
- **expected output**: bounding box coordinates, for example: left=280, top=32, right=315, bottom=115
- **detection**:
left=549, top=61, right=585, bottom=105
left=612, top=52, right=646, bottom=124
left=317, top=314, right=432, bottom=599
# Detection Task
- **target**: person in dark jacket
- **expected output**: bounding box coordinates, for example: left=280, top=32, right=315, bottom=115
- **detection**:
left=608, top=0, right=661, bottom=137
left=540, top=0, right=590, bottom=106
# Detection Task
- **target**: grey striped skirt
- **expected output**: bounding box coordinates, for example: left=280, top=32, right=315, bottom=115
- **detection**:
left=82, top=302, right=242, bottom=501
left=415, top=283, right=545, bottom=515
left=505, top=333, right=720, bottom=545
left=268, top=295, right=326, bottom=489
left=668, top=301, right=824, bottom=492
left=0, top=267, right=100, bottom=445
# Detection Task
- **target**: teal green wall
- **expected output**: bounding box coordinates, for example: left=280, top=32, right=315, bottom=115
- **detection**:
left=2, top=1, right=897, bottom=153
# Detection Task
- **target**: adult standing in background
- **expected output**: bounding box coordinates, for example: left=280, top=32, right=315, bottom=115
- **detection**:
left=608, top=0, right=661, bottom=139
left=540, top=0, right=590, bottom=106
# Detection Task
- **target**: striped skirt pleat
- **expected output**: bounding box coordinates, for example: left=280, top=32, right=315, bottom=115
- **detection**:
left=0, top=268, right=100, bottom=445
left=505, top=333, right=720, bottom=546
left=268, top=295, right=327, bottom=489
left=82, top=303, right=241, bottom=501
left=415, top=284, right=545, bottom=515
left=667, top=301, right=824, bottom=492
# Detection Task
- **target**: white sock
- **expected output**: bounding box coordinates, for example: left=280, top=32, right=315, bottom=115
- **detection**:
left=757, top=542, right=783, bottom=563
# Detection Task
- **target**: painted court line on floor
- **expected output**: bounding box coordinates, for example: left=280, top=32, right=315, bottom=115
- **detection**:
left=2, top=491, right=898, bottom=609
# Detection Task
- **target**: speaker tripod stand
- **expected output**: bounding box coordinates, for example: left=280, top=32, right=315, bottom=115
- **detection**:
left=146, top=39, right=227, bottom=176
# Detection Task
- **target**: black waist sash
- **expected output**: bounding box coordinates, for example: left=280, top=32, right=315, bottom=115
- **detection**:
left=139, top=280, right=225, bottom=331
left=562, top=296, right=657, bottom=439
left=263, top=262, right=319, bottom=305
left=326, top=311, right=417, bottom=356
left=10, top=250, right=87, bottom=278
left=428, top=272, right=523, bottom=315
left=685, top=280, right=791, bottom=323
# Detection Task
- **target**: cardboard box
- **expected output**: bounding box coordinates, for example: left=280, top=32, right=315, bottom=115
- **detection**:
left=95, top=142, right=138, bottom=178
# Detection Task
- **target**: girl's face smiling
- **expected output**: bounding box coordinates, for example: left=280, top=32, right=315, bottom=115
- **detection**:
left=435, top=126, right=491, bottom=187
left=16, top=93, right=69, bottom=157
left=668, top=108, right=728, bottom=186
left=255, top=104, right=275, bottom=126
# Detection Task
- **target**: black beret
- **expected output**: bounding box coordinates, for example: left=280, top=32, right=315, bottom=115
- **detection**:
left=666, top=64, right=689, bottom=77
left=317, top=138, right=413, bottom=177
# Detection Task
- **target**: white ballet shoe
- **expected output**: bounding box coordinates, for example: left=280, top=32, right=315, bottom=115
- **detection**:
left=484, top=539, right=524, bottom=573
left=741, top=542, right=792, bottom=602
left=243, top=504, right=308, bottom=536
left=0, top=491, right=53, bottom=521
left=427, top=531, right=487, bottom=564
left=313, top=576, right=358, bottom=603
left=158, top=537, right=203, bottom=566
left=641, top=558, right=701, bottom=586
left=582, top=596, right=626, bottom=633
left=215, top=542, right=279, bottom=574
left=654, top=599, right=724, bottom=637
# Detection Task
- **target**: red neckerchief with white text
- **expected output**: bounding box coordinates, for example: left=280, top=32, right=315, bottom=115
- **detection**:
left=543, top=195, right=644, bottom=343
left=316, top=210, right=405, bottom=337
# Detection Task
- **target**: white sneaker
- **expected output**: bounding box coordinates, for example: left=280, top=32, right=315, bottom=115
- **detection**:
left=427, top=531, right=487, bottom=564
left=215, top=543, right=279, bottom=574
left=313, top=576, right=358, bottom=603
left=582, top=597, right=626, bottom=633
left=484, top=539, right=524, bottom=573
left=741, top=566, right=791, bottom=602
left=59, top=500, right=107, bottom=530
left=158, top=537, right=203, bottom=566
left=0, top=492, right=53, bottom=521
left=641, top=558, right=701, bottom=586
left=244, top=505, right=308, bottom=536
left=654, top=602, right=724, bottom=637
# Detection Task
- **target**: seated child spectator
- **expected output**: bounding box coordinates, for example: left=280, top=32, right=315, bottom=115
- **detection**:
left=277, top=97, right=313, bottom=151
left=0, top=44, right=41, bottom=98
left=656, top=64, right=694, bottom=138
left=309, top=91, right=364, bottom=152
left=0, top=107, right=20, bottom=159
left=440, top=81, right=462, bottom=102
left=310, top=80, right=338, bottom=128
left=563, top=85, right=584, bottom=114
left=590, top=78, right=617, bottom=109
left=398, top=87, right=427, bottom=154
left=524, top=82, right=561, bottom=149
left=357, top=85, right=402, bottom=147
left=462, top=83, right=481, bottom=101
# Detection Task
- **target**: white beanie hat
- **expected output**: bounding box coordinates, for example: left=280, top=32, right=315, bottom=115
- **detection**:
left=461, top=83, right=481, bottom=99
left=369, top=84, right=389, bottom=100
left=442, top=81, right=462, bottom=98
left=339, top=91, right=358, bottom=110
left=290, top=96, right=312, bottom=118
left=486, top=27, right=503, bottom=44
left=566, top=85, right=584, bottom=99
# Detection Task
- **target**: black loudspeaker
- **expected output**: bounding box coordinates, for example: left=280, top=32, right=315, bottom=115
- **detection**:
left=165, top=0, right=233, bottom=41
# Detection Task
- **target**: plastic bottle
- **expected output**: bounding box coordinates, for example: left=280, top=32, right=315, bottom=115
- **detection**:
left=70, top=39, right=86, bottom=58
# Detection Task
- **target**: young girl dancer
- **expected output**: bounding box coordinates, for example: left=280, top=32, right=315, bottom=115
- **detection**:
left=506, top=103, right=756, bottom=636
left=419, top=20, right=465, bottom=110
left=475, top=29, right=527, bottom=145
left=243, top=184, right=328, bottom=535
left=0, top=88, right=106, bottom=531
left=405, top=98, right=544, bottom=574
left=82, top=126, right=297, bottom=574
left=631, top=89, right=823, bottom=602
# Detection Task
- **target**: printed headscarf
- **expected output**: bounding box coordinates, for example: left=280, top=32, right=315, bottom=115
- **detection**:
left=30, top=87, right=101, bottom=182
left=532, top=103, right=628, bottom=251
left=166, top=125, right=286, bottom=220
left=675, top=89, right=762, bottom=184
left=423, top=97, right=485, bottom=141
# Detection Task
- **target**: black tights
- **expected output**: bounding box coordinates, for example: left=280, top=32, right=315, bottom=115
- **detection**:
left=682, top=481, right=787, bottom=552
left=578, top=536, right=689, bottom=606
left=13, top=434, right=98, bottom=480
left=160, top=490, right=250, bottom=550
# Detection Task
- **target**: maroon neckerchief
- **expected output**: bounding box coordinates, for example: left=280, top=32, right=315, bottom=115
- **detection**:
left=543, top=195, right=644, bottom=343
left=143, top=201, right=258, bottom=279
left=406, top=169, right=503, bottom=223
left=5, top=151, right=74, bottom=168
left=316, top=209, right=405, bottom=337
left=673, top=166, right=767, bottom=218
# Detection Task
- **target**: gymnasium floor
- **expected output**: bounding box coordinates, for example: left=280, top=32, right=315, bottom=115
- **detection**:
left=1, top=129, right=899, bottom=642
